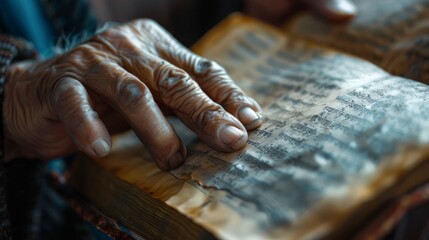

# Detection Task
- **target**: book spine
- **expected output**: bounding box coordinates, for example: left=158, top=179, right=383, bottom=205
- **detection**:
left=51, top=175, right=144, bottom=240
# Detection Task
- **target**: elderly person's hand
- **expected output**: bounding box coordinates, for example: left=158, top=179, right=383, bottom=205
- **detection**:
left=4, top=19, right=262, bottom=170
left=245, top=0, right=357, bottom=25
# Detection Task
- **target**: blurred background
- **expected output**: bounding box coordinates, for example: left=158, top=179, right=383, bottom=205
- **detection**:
left=89, top=0, right=242, bottom=47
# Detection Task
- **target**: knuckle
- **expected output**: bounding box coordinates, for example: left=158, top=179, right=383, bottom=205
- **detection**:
left=53, top=78, right=82, bottom=103
left=97, top=28, right=125, bottom=45
left=155, top=64, right=195, bottom=101
left=66, top=44, right=105, bottom=65
left=225, top=89, right=246, bottom=102
left=53, top=78, right=98, bottom=127
left=67, top=104, right=98, bottom=129
left=194, top=59, right=225, bottom=78
left=186, top=97, right=212, bottom=120
left=132, top=18, right=159, bottom=31
left=116, top=77, right=152, bottom=109
left=197, top=108, right=229, bottom=130
left=69, top=44, right=94, bottom=57
left=100, top=27, right=118, bottom=38
left=141, top=18, right=157, bottom=27
left=222, top=91, right=249, bottom=110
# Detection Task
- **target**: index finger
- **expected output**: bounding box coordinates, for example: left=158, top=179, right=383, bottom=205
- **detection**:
left=131, top=21, right=263, bottom=131
left=83, top=62, right=186, bottom=170
left=158, top=43, right=263, bottom=131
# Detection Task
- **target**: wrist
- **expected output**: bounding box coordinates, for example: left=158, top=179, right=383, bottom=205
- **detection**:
left=3, top=66, right=22, bottom=162
left=0, top=35, right=38, bottom=162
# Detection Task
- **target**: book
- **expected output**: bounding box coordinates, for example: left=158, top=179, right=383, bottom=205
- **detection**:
left=68, top=0, right=429, bottom=239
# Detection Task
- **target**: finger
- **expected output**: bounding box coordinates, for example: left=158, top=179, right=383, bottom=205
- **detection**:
left=303, top=0, right=357, bottom=23
left=88, top=92, right=131, bottom=134
left=131, top=58, right=249, bottom=152
left=85, top=63, right=186, bottom=170
left=158, top=44, right=263, bottom=131
left=129, top=21, right=262, bottom=130
left=52, top=77, right=111, bottom=158
left=98, top=110, right=130, bottom=135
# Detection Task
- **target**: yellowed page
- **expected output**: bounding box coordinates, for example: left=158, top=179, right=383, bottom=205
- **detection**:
left=74, top=15, right=429, bottom=240
left=287, top=0, right=429, bottom=66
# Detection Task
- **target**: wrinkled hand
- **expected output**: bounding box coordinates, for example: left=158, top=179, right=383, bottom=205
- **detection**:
left=4, top=19, right=262, bottom=170
left=244, top=0, right=357, bottom=25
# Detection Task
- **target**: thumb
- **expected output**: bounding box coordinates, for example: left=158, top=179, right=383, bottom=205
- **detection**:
left=304, top=0, right=357, bottom=23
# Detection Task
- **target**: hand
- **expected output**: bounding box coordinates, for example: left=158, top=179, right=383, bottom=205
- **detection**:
left=244, top=0, right=357, bottom=25
left=4, top=19, right=262, bottom=170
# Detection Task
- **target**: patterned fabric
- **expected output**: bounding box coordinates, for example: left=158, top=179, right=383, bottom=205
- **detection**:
left=0, top=1, right=96, bottom=239
left=57, top=186, right=139, bottom=240
left=0, top=35, right=38, bottom=239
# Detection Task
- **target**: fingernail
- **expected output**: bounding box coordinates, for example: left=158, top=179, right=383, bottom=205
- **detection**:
left=220, top=125, right=245, bottom=146
left=92, top=138, right=110, bottom=157
left=327, top=0, right=356, bottom=15
left=238, top=107, right=262, bottom=129
left=168, top=152, right=184, bottom=169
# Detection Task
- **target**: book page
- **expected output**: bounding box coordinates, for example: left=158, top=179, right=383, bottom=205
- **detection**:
left=181, top=15, right=429, bottom=239
left=287, top=0, right=429, bottom=66
left=79, top=15, right=429, bottom=240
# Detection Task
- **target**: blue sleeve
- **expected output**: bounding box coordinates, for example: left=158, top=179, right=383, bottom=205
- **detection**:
left=0, top=0, right=56, bottom=56
left=0, top=0, right=97, bottom=57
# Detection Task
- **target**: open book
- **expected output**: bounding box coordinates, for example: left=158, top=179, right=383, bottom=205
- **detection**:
left=68, top=0, right=429, bottom=239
